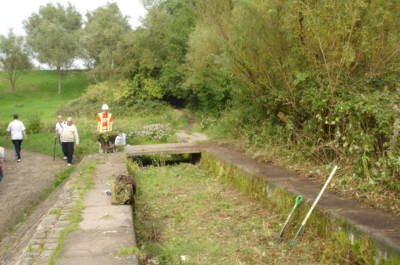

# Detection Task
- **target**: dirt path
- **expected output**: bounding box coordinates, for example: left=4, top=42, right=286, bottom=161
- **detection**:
left=175, top=111, right=208, bottom=143
left=0, top=148, right=65, bottom=237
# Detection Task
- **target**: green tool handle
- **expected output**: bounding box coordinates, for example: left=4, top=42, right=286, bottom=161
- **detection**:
left=278, top=195, right=303, bottom=238
left=285, top=196, right=303, bottom=223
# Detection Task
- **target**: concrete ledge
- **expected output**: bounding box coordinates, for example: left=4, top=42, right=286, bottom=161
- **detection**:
left=200, top=145, right=400, bottom=263
left=125, top=143, right=201, bottom=156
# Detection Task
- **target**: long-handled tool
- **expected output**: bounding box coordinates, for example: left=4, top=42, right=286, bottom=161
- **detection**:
left=275, top=195, right=303, bottom=243
left=53, top=138, right=57, bottom=161
left=288, top=166, right=338, bottom=247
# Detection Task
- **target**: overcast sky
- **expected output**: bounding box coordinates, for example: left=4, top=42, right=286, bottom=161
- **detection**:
left=0, top=0, right=147, bottom=36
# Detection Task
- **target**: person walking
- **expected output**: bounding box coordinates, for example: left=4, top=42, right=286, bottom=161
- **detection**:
left=6, top=114, right=27, bottom=162
left=0, top=146, right=4, bottom=184
left=55, top=115, right=68, bottom=160
left=61, top=117, right=79, bottom=166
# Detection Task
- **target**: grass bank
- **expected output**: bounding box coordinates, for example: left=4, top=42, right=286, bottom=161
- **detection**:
left=0, top=70, right=87, bottom=121
left=0, top=71, right=188, bottom=159
left=130, top=162, right=386, bottom=264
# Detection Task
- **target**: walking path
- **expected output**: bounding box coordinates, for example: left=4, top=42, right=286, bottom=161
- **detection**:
left=2, top=127, right=399, bottom=263
left=11, top=154, right=138, bottom=265
left=56, top=153, right=138, bottom=265
left=0, top=149, right=66, bottom=265
left=0, top=149, right=65, bottom=237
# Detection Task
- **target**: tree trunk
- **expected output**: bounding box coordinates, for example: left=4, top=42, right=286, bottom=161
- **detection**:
left=11, top=71, right=16, bottom=96
left=57, top=66, right=61, bottom=95
left=7, top=70, right=16, bottom=96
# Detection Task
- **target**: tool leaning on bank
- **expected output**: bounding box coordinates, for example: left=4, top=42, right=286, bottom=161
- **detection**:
left=288, top=166, right=338, bottom=247
left=275, top=195, right=303, bottom=243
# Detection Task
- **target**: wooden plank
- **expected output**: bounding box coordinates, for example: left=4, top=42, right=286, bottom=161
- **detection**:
left=125, top=143, right=202, bottom=156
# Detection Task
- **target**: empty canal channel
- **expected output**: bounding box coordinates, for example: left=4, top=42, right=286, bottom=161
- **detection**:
left=128, top=151, right=380, bottom=265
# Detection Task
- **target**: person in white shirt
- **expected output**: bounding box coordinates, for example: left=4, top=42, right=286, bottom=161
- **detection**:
left=55, top=115, right=68, bottom=159
left=61, top=117, right=79, bottom=166
left=5, top=114, right=27, bottom=162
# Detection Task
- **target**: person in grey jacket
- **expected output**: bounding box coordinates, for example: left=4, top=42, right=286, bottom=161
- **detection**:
left=61, top=117, right=79, bottom=166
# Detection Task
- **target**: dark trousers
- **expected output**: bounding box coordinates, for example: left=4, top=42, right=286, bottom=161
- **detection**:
left=62, top=142, right=74, bottom=164
left=12, top=140, right=23, bottom=159
left=0, top=169, right=3, bottom=182
left=58, top=136, right=67, bottom=157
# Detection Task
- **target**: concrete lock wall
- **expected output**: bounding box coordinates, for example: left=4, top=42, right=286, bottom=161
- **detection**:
left=199, top=150, right=400, bottom=264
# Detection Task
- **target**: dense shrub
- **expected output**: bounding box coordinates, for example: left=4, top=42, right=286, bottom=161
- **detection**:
left=185, top=0, right=400, bottom=207
left=26, top=113, right=42, bottom=134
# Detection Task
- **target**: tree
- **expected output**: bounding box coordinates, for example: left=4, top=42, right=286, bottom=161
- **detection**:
left=83, top=3, right=131, bottom=81
left=126, top=0, right=197, bottom=99
left=24, top=3, right=82, bottom=95
left=0, top=29, right=32, bottom=95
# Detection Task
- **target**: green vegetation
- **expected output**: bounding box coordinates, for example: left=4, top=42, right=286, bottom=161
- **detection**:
left=2, top=0, right=399, bottom=214
left=118, top=247, right=141, bottom=256
left=0, top=70, right=94, bottom=159
left=0, top=70, right=87, bottom=120
left=24, top=3, right=82, bottom=95
left=130, top=161, right=392, bottom=264
left=83, top=3, right=131, bottom=82
left=0, top=30, right=32, bottom=95
left=92, top=0, right=399, bottom=215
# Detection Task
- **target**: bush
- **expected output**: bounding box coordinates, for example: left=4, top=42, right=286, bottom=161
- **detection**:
left=26, top=113, right=42, bottom=134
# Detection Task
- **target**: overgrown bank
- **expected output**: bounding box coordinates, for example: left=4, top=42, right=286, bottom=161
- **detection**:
left=128, top=158, right=399, bottom=264
left=71, top=0, right=400, bottom=215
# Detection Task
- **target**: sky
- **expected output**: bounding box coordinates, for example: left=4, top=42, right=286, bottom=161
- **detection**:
left=0, top=0, right=147, bottom=36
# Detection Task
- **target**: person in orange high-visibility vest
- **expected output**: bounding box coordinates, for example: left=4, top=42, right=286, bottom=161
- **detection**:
left=97, top=104, right=113, bottom=133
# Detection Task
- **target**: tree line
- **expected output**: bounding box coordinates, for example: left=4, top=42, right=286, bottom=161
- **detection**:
left=1, top=0, right=400, bottom=202
left=0, top=2, right=130, bottom=95
left=106, top=0, right=399, bottom=201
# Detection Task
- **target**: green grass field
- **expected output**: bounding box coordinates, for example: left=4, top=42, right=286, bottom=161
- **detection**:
left=0, top=70, right=88, bottom=121
left=132, top=163, right=353, bottom=265
left=0, top=70, right=94, bottom=158
left=0, top=70, right=187, bottom=159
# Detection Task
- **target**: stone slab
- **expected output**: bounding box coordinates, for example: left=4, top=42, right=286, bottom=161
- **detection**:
left=125, top=143, right=201, bottom=156
left=80, top=205, right=133, bottom=230
left=57, top=228, right=134, bottom=257
left=56, top=255, right=138, bottom=265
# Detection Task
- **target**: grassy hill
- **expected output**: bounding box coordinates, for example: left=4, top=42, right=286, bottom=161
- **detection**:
left=0, top=70, right=88, bottom=121
left=0, top=70, right=186, bottom=160
left=0, top=70, right=94, bottom=159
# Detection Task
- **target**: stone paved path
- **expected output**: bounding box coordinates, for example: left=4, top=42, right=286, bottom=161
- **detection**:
left=13, top=154, right=138, bottom=265
left=56, top=153, right=138, bottom=265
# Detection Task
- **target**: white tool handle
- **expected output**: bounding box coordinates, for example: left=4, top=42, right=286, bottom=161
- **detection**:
left=301, top=166, right=338, bottom=226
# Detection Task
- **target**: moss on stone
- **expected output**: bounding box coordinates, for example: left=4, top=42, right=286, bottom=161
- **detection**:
left=199, top=151, right=392, bottom=264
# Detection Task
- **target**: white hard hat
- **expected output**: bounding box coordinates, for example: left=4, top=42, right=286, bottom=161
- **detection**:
left=102, top=104, right=109, bottom=110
